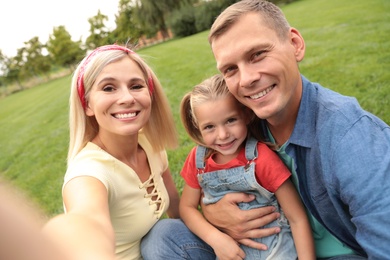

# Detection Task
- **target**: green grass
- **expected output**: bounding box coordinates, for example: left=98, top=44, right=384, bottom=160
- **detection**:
left=285, top=0, right=390, bottom=119
left=0, top=0, right=389, bottom=216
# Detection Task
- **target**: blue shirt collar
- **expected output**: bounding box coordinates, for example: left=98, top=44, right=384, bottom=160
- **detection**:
left=288, top=75, right=316, bottom=148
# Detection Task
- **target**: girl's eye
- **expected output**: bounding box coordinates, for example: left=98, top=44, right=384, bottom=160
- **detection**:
left=203, top=125, right=214, bottom=130
left=227, top=118, right=237, bottom=124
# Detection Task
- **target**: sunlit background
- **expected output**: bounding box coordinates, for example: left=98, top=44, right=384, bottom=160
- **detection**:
left=0, top=0, right=117, bottom=56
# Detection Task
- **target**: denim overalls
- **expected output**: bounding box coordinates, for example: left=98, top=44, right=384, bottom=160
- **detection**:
left=196, top=136, right=297, bottom=259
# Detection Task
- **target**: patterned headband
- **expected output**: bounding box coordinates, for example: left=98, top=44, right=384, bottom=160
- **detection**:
left=76, top=44, right=155, bottom=109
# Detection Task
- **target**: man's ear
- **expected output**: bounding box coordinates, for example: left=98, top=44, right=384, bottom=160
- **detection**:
left=289, top=27, right=305, bottom=62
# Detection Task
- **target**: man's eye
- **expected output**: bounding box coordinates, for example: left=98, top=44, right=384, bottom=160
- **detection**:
left=224, top=66, right=236, bottom=76
left=252, top=51, right=266, bottom=61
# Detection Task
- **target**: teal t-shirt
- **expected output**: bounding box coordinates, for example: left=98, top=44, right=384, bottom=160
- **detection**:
left=272, top=137, right=356, bottom=257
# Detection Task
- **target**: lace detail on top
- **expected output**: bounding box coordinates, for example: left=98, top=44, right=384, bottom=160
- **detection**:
left=139, top=176, right=165, bottom=217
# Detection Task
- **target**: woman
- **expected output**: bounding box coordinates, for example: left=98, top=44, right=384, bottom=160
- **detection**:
left=44, top=44, right=180, bottom=260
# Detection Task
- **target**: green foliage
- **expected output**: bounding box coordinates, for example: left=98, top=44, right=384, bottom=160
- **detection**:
left=86, top=10, right=111, bottom=50
left=110, top=0, right=142, bottom=46
left=47, top=26, right=85, bottom=68
left=194, top=1, right=222, bottom=32
left=134, top=0, right=177, bottom=39
left=169, top=4, right=197, bottom=37
left=0, top=0, right=389, bottom=216
left=20, top=37, right=51, bottom=79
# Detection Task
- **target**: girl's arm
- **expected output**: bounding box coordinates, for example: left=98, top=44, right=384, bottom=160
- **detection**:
left=180, top=184, right=246, bottom=260
left=43, top=176, right=116, bottom=260
left=162, top=168, right=180, bottom=218
left=275, top=179, right=315, bottom=260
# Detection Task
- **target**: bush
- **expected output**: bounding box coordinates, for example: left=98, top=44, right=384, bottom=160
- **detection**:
left=195, top=1, right=222, bottom=32
left=169, top=4, right=197, bottom=37
left=195, top=0, right=241, bottom=32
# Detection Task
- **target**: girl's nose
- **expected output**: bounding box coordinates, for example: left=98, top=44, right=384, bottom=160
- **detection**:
left=218, top=127, right=230, bottom=140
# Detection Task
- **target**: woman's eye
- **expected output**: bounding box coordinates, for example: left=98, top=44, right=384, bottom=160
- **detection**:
left=130, top=84, right=144, bottom=90
left=102, top=85, right=115, bottom=92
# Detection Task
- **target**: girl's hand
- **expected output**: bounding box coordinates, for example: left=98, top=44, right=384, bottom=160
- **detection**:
left=211, top=233, right=246, bottom=260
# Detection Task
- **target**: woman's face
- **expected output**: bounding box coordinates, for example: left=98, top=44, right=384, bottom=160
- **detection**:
left=85, top=56, right=151, bottom=137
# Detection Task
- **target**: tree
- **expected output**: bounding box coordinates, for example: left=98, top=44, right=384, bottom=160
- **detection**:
left=134, top=0, right=189, bottom=39
left=47, top=26, right=85, bottom=70
left=22, top=37, right=51, bottom=79
left=85, top=10, right=111, bottom=50
left=0, top=50, right=6, bottom=75
left=6, top=48, right=25, bottom=90
left=0, top=50, right=7, bottom=87
left=110, top=0, right=143, bottom=46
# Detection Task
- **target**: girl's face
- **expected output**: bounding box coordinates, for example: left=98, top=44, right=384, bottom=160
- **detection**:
left=86, top=56, right=151, bottom=138
left=195, top=95, right=248, bottom=159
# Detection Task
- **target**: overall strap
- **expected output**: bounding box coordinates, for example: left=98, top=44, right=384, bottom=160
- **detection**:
left=195, top=145, right=207, bottom=172
left=196, top=136, right=258, bottom=171
left=245, top=135, right=258, bottom=161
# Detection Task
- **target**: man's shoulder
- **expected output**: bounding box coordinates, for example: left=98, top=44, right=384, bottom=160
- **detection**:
left=302, top=76, right=363, bottom=119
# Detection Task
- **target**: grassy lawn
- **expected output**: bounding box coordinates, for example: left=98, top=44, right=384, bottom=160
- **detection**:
left=0, top=0, right=389, bottom=216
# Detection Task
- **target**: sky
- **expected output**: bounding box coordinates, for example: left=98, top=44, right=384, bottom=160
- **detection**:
left=0, top=0, right=119, bottom=57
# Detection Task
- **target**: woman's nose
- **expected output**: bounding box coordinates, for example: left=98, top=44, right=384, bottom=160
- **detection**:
left=118, top=88, right=135, bottom=105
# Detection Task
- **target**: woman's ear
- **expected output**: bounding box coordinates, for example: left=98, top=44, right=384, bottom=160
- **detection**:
left=289, top=28, right=305, bottom=62
left=85, top=103, right=95, bottom=116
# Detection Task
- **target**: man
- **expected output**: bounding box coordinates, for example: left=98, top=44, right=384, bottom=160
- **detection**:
left=141, top=1, right=390, bottom=259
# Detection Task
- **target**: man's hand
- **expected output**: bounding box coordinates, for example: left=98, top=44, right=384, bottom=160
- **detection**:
left=201, top=192, right=280, bottom=250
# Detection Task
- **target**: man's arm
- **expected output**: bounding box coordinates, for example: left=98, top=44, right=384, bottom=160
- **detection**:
left=200, top=192, right=281, bottom=250
left=330, top=115, right=390, bottom=258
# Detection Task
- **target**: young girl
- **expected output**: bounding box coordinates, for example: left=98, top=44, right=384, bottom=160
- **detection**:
left=43, top=44, right=180, bottom=260
left=179, top=74, right=315, bottom=259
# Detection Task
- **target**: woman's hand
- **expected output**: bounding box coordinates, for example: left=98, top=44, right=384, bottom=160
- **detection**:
left=201, top=192, right=281, bottom=250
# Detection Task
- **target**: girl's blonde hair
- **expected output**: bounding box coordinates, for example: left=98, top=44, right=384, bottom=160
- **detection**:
left=68, top=45, right=177, bottom=163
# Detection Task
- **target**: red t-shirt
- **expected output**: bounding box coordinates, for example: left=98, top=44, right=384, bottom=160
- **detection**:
left=180, top=142, right=291, bottom=193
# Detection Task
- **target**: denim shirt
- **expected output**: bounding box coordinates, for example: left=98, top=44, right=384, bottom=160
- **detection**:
left=264, top=75, right=390, bottom=259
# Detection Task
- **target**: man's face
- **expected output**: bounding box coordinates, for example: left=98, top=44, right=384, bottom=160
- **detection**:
left=211, top=12, right=304, bottom=125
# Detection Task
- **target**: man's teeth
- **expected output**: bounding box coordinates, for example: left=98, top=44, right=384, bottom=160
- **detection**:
left=115, top=112, right=136, bottom=119
left=250, top=85, right=274, bottom=99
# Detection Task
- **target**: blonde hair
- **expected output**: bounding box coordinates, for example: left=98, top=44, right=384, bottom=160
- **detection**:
left=209, top=0, right=291, bottom=44
left=68, top=46, right=178, bottom=163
